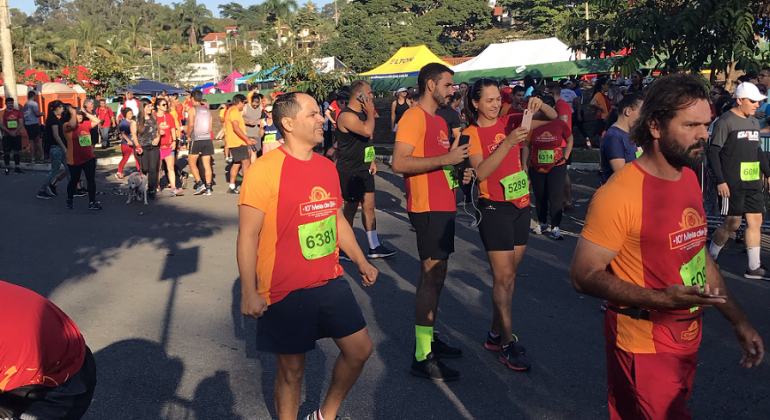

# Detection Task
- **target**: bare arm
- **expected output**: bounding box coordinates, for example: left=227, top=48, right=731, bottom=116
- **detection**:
left=84, top=112, right=101, bottom=128
left=609, top=158, right=626, bottom=173
left=186, top=105, right=196, bottom=136
left=468, top=127, right=528, bottom=182
left=391, top=101, right=397, bottom=131
left=324, top=108, right=336, bottom=126
left=392, top=141, right=467, bottom=175
left=564, top=135, right=573, bottom=161
left=52, top=123, right=66, bottom=149
left=338, top=109, right=375, bottom=138
left=232, top=119, right=253, bottom=143
left=238, top=205, right=268, bottom=318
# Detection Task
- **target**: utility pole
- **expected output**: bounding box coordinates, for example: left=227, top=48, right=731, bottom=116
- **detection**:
left=226, top=35, right=233, bottom=92
left=334, top=0, right=338, bottom=27
left=147, top=37, right=154, bottom=80
left=585, top=2, right=589, bottom=43
left=25, top=43, right=32, bottom=65
left=0, top=0, right=18, bottom=106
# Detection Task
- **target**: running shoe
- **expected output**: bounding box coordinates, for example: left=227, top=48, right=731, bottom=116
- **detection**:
left=339, top=251, right=352, bottom=262
left=431, top=333, right=462, bottom=358
left=14, top=167, right=24, bottom=174
left=194, top=183, right=207, bottom=195
left=205, top=188, right=212, bottom=196
left=65, top=198, right=74, bottom=209
left=409, top=225, right=416, bottom=232
left=304, top=410, right=340, bottom=420
left=550, top=227, right=564, bottom=240
left=148, top=191, right=156, bottom=200
left=499, top=342, right=531, bottom=371
left=367, top=244, right=396, bottom=259
left=88, top=201, right=103, bottom=210
left=485, top=332, right=526, bottom=354
left=744, top=265, right=770, bottom=281
left=226, top=187, right=239, bottom=194
left=532, top=223, right=546, bottom=235
left=36, top=190, right=54, bottom=200
left=226, top=156, right=233, bottom=164
left=171, top=188, right=184, bottom=197
left=73, top=188, right=87, bottom=197
left=410, top=352, right=460, bottom=382
left=115, top=172, right=124, bottom=180
left=180, top=171, right=189, bottom=188
left=46, top=184, right=57, bottom=197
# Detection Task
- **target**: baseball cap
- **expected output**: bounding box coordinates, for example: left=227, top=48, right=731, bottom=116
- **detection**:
left=559, top=79, right=570, bottom=88
left=734, top=82, right=767, bottom=101
left=265, top=105, right=273, bottom=112
left=396, top=87, right=407, bottom=93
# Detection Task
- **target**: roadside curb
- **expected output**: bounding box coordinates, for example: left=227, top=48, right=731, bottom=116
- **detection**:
left=0, top=148, right=225, bottom=172
left=569, top=162, right=600, bottom=171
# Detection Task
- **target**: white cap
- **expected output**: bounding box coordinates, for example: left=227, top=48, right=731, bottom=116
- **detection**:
left=396, top=87, right=407, bottom=93
left=734, top=82, right=767, bottom=101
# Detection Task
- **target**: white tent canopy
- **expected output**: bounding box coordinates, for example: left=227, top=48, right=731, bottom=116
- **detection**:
left=451, top=38, right=574, bottom=73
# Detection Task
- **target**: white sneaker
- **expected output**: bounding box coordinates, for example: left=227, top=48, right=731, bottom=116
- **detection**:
left=550, top=227, right=564, bottom=240
left=532, top=223, right=545, bottom=235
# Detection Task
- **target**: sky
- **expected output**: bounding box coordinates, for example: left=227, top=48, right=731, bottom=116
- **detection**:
left=15, top=0, right=335, bottom=18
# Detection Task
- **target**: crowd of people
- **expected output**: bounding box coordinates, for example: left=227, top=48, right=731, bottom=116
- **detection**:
left=2, top=63, right=769, bottom=420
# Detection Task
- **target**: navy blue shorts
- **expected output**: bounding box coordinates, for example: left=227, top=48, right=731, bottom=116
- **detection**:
left=256, top=277, right=366, bottom=354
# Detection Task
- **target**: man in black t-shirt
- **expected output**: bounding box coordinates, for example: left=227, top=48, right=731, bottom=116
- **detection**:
left=36, top=101, right=69, bottom=199
left=335, top=80, right=396, bottom=260
left=708, top=82, right=770, bottom=280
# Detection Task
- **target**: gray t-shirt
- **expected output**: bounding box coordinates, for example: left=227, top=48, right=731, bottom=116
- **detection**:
left=243, top=104, right=262, bottom=138
left=709, top=110, right=765, bottom=189
left=23, top=100, right=40, bottom=125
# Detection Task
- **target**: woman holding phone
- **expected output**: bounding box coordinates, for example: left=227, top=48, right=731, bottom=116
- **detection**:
left=462, top=78, right=554, bottom=373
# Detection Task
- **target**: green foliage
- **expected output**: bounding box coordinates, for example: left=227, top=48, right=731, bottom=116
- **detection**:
left=216, top=45, right=258, bottom=76
left=563, top=0, right=770, bottom=77
left=86, top=55, right=135, bottom=97
left=254, top=51, right=361, bottom=101
left=499, top=0, right=573, bottom=36
left=319, top=3, right=392, bottom=73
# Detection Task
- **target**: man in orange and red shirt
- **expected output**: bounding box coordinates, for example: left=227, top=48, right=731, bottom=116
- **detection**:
left=225, top=94, right=258, bottom=194
left=237, top=92, right=377, bottom=420
left=392, top=63, right=469, bottom=381
left=2, top=98, right=25, bottom=174
left=571, top=74, right=764, bottom=420
left=0, top=280, right=96, bottom=419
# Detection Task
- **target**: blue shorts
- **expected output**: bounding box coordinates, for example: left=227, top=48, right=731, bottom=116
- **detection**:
left=256, top=277, right=366, bottom=354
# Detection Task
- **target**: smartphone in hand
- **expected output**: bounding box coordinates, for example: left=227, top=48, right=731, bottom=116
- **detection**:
left=700, top=292, right=728, bottom=299
left=521, top=109, right=533, bottom=131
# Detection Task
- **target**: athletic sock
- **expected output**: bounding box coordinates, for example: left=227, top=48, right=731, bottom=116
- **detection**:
left=415, top=325, right=433, bottom=361
left=316, top=409, right=326, bottom=420
left=709, top=241, right=724, bottom=260
left=366, top=229, right=381, bottom=249
left=229, top=183, right=236, bottom=190
left=748, top=247, right=761, bottom=270
left=489, top=332, right=500, bottom=339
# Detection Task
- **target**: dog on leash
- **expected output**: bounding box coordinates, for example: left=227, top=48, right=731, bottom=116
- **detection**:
left=126, top=172, right=148, bottom=205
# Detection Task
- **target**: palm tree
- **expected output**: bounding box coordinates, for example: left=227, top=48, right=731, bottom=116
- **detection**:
left=174, top=0, right=213, bottom=47
left=264, top=0, right=298, bottom=47
left=63, top=20, right=109, bottom=64
left=123, top=16, right=144, bottom=49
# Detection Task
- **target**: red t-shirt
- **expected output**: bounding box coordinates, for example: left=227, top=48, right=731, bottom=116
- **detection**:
left=238, top=149, right=344, bottom=305
left=0, top=280, right=86, bottom=391
left=175, top=103, right=184, bottom=123
left=395, top=106, right=457, bottom=213
left=96, top=107, right=114, bottom=128
left=528, top=119, right=572, bottom=173
left=466, top=114, right=530, bottom=208
left=2, top=109, right=23, bottom=132
left=555, top=98, right=573, bottom=129
left=156, top=113, right=177, bottom=148
left=65, top=121, right=97, bottom=165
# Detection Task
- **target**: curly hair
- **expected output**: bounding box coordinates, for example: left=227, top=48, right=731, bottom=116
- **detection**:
left=629, top=74, right=708, bottom=149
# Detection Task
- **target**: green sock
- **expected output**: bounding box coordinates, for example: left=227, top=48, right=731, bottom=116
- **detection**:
left=415, top=325, right=433, bottom=361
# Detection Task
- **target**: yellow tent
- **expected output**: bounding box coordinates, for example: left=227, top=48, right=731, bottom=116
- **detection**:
left=361, top=45, right=450, bottom=79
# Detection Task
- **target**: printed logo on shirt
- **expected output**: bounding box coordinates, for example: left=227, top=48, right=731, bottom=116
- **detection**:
left=300, top=186, right=338, bottom=218
left=438, top=130, right=450, bottom=148
left=737, top=130, right=760, bottom=141
left=681, top=320, right=700, bottom=341
left=669, top=208, right=707, bottom=251
left=534, top=131, right=556, bottom=143
left=487, top=133, right=507, bottom=154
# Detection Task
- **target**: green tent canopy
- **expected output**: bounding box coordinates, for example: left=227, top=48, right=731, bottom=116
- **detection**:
left=452, top=58, right=620, bottom=83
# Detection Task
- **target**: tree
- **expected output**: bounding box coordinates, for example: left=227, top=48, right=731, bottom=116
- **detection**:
left=255, top=50, right=359, bottom=101
left=174, top=0, right=214, bottom=47
left=319, top=2, right=391, bottom=73
left=264, top=0, right=299, bottom=47
left=122, top=16, right=144, bottom=49
left=86, top=54, right=134, bottom=96
left=216, top=45, right=257, bottom=77
left=498, top=0, right=572, bottom=37
left=63, top=20, right=110, bottom=65
left=563, top=0, right=770, bottom=86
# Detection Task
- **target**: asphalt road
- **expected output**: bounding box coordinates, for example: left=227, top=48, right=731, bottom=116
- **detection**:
left=0, top=159, right=768, bottom=420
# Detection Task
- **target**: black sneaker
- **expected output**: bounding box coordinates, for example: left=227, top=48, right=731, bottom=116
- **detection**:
left=226, top=187, right=240, bottom=194
left=205, top=187, right=212, bottom=196
left=14, top=167, right=24, bottom=174
left=36, top=190, right=54, bottom=200
left=65, top=198, right=74, bottom=209
left=339, top=251, right=352, bottom=262
left=180, top=171, right=189, bottom=188
left=744, top=265, right=770, bottom=281
left=367, top=244, right=396, bottom=259
left=148, top=191, right=156, bottom=200
left=432, top=332, right=462, bottom=358
left=194, top=183, right=207, bottom=195
left=47, top=184, right=58, bottom=197
left=88, top=201, right=103, bottom=210
left=499, top=342, right=531, bottom=371
left=73, top=188, right=87, bottom=197
left=410, top=352, right=460, bottom=381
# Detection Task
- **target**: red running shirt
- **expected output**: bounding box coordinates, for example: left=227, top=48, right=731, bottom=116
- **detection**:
left=156, top=113, right=176, bottom=149
left=528, top=119, right=572, bottom=173
left=0, top=281, right=86, bottom=391
left=239, top=149, right=344, bottom=305
left=65, top=121, right=96, bottom=165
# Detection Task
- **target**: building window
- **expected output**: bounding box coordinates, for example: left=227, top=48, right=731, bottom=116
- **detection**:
left=210, top=42, right=217, bottom=48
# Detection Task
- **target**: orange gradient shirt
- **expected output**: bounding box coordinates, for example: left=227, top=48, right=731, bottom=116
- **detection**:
left=581, top=162, right=707, bottom=354
left=239, top=149, right=344, bottom=305
left=225, top=106, right=247, bottom=148
left=395, top=106, right=456, bottom=213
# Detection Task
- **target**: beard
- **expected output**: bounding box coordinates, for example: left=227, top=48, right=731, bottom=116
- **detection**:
left=433, top=89, right=452, bottom=109
left=658, top=131, right=707, bottom=169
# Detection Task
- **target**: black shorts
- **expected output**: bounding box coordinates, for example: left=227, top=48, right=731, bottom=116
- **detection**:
left=190, top=139, right=214, bottom=156
left=25, top=124, right=41, bottom=141
left=230, top=145, right=250, bottom=163
left=2, top=135, right=22, bottom=152
left=478, top=198, right=531, bottom=251
left=339, top=170, right=375, bottom=203
left=256, top=277, right=366, bottom=354
left=720, top=188, right=765, bottom=216
left=408, top=211, right=456, bottom=261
